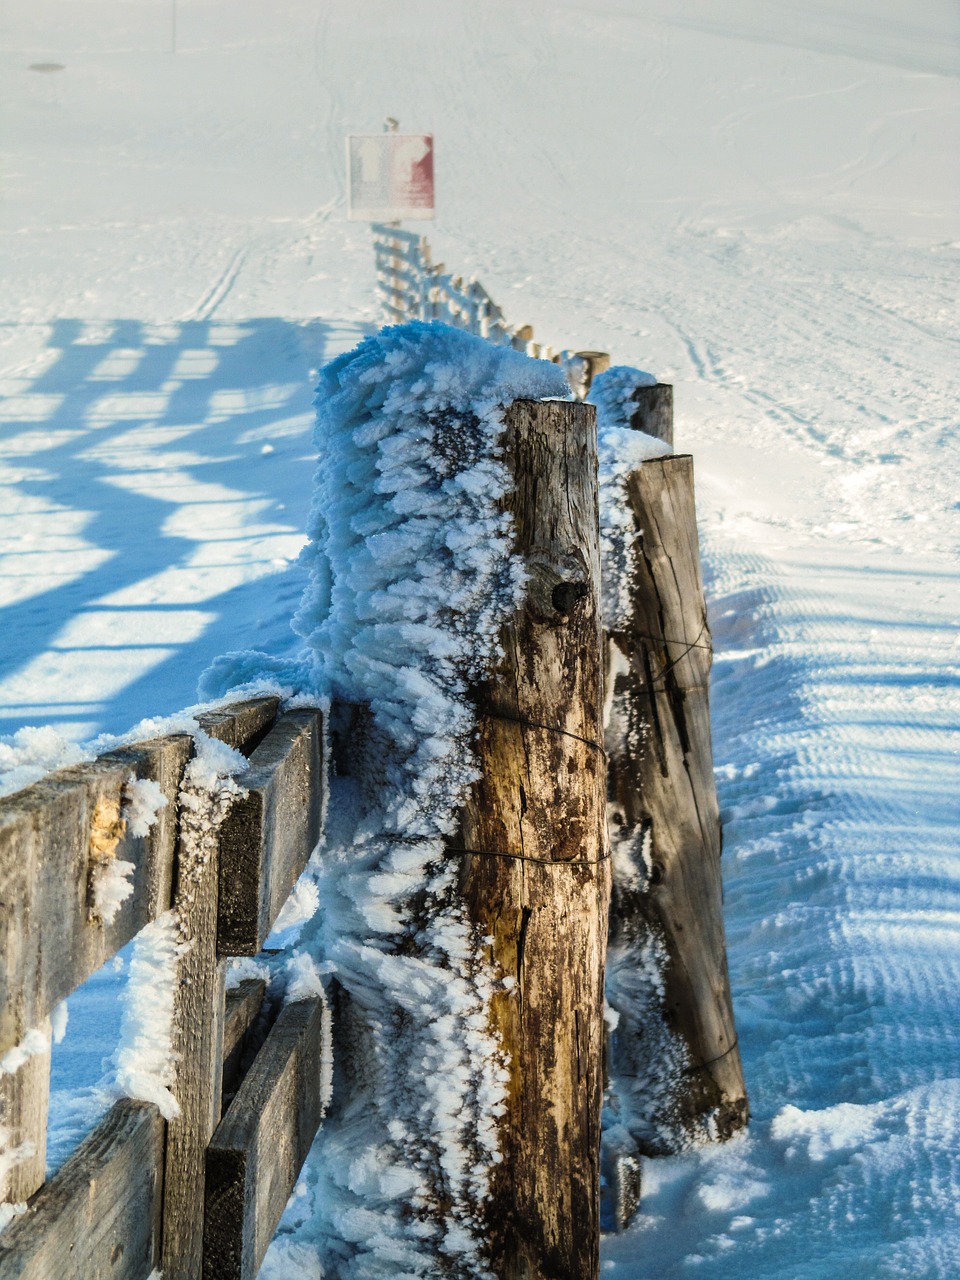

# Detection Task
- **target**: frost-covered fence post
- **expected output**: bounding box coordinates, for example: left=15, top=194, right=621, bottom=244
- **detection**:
left=457, top=398, right=609, bottom=1280
left=604, top=449, right=748, bottom=1174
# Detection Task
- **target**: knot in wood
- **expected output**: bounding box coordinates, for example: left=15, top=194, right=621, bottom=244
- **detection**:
left=525, top=549, right=591, bottom=624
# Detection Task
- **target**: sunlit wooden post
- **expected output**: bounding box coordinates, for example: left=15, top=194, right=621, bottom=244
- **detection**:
left=457, top=398, right=609, bottom=1280
left=604, top=420, right=748, bottom=1215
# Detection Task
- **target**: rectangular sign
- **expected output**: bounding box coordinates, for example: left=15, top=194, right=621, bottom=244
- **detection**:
left=347, top=133, right=435, bottom=222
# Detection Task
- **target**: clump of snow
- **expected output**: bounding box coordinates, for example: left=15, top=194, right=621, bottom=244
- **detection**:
left=181, top=732, right=248, bottom=793
left=0, top=1024, right=50, bottom=1078
left=694, top=1135, right=770, bottom=1213
left=770, top=1100, right=882, bottom=1162
left=285, top=950, right=326, bottom=1003
left=196, top=653, right=310, bottom=703
left=603, top=924, right=693, bottom=1158
left=225, top=956, right=272, bottom=991
left=115, top=911, right=184, bottom=1120
left=589, top=365, right=672, bottom=630
left=0, top=1197, right=27, bottom=1235
left=267, top=876, right=320, bottom=942
left=122, top=775, right=167, bottom=838
left=0, top=687, right=286, bottom=802
left=51, top=1000, right=68, bottom=1045
left=284, top=323, right=567, bottom=1277
left=0, top=726, right=91, bottom=799
left=89, top=852, right=136, bottom=927
left=89, top=776, right=167, bottom=926
left=259, top=1240, right=325, bottom=1280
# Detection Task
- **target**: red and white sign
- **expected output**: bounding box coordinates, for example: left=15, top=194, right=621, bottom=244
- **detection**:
left=346, top=133, right=435, bottom=222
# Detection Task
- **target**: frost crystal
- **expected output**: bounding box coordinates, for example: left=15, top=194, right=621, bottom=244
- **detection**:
left=288, top=323, right=567, bottom=1277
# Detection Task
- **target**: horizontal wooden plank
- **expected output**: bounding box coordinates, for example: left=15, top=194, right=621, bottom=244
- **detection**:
left=223, top=979, right=267, bottom=1066
left=0, top=734, right=192, bottom=1057
left=204, top=997, right=327, bottom=1280
left=217, top=710, right=324, bottom=956
left=0, top=1100, right=163, bottom=1280
left=197, top=696, right=280, bottom=755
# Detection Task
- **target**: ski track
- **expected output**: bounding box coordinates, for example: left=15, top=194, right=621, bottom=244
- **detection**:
left=180, top=247, right=247, bottom=322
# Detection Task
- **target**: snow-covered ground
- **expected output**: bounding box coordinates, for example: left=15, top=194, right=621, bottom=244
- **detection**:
left=1, top=1, right=958, bottom=1275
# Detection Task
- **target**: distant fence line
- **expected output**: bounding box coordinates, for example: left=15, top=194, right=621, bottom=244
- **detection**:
left=371, top=222, right=612, bottom=395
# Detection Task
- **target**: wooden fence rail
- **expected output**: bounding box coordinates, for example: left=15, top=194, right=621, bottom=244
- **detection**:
left=0, top=697, right=327, bottom=1280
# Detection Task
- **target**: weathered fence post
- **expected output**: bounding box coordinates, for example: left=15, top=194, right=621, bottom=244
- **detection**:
left=160, top=828, right=226, bottom=1280
left=626, top=383, right=673, bottom=445
left=457, top=398, right=609, bottom=1280
left=605, top=436, right=747, bottom=1177
left=571, top=351, right=611, bottom=400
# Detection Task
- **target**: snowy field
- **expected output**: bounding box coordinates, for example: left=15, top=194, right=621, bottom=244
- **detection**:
left=1, top=1, right=958, bottom=1276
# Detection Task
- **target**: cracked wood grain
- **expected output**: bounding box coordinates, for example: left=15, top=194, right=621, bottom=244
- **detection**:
left=606, top=453, right=748, bottom=1157
left=457, top=399, right=609, bottom=1280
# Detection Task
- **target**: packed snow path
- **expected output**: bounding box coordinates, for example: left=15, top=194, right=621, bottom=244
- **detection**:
left=1, top=1, right=958, bottom=1276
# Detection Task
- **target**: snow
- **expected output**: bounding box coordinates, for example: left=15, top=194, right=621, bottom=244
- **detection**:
left=1, top=0, right=958, bottom=1274
left=122, top=775, right=167, bottom=839
left=115, top=911, right=183, bottom=1121
left=0, top=1027, right=49, bottom=1079
left=88, top=847, right=136, bottom=928
left=0, top=726, right=91, bottom=799
left=86, top=775, right=167, bottom=926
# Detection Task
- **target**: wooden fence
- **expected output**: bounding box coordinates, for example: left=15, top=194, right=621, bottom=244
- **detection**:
left=0, top=697, right=326, bottom=1280
left=0, top=387, right=746, bottom=1279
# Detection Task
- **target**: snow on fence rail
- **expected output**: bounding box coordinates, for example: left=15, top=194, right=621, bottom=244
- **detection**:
left=371, top=222, right=613, bottom=394
left=0, top=697, right=327, bottom=1280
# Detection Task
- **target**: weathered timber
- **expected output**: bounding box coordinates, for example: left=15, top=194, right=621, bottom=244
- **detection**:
left=606, top=453, right=747, bottom=1155
left=204, top=996, right=328, bottom=1280
left=0, top=1021, right=51, bottom=1204
left=572, top=350, right=611, bottom=399
left=197, top=696, right=280, bottom=755
left=161, top=785, right=228, bottom=1279
left=627, top=382, right=673, bottom=446
left=457, top=398, right=609, bottom=1280
left=0, top=1099, right=164, bottom=1280
left=222, top=978, right=270, bottom=1114
left=216, top=709, right=324, bottom=957
left=0, top=734, right=192, bottom=1057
